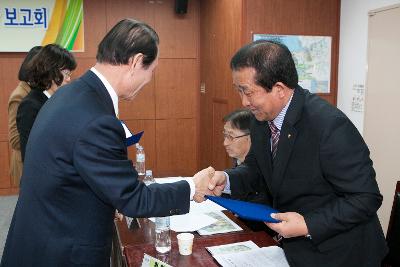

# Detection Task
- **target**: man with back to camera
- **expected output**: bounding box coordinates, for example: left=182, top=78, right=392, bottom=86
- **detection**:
left=208, top=40, right=388, bottom=266
left=1, top=19, right=221, bottom=267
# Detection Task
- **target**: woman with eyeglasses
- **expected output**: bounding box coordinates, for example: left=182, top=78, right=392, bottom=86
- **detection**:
left=16, top=43, right=76, bottom=161
left=8, top=46, right=42, bottom=187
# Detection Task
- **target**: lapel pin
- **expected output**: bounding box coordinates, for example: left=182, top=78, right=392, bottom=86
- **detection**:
left=288, top=134, right=291, bottom=138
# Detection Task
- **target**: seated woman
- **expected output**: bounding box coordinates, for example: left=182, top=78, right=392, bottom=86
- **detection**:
left=17, top=44, right=76, bottom=161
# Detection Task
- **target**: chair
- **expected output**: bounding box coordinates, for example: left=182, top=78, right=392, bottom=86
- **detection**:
left=382, top=181, right=400, bottom=267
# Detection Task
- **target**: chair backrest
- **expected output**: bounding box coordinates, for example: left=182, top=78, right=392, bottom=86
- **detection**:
left=384, top=181, right=400, bottom=266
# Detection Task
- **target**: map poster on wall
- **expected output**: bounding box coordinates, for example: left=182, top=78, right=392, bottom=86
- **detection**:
left=253, top=34, right=332, bottom=94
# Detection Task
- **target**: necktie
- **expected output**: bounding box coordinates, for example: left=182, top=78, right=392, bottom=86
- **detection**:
left=268, top=121, right=280, bottom=159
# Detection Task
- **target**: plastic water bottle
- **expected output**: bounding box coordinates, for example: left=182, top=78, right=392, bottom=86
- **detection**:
left=155, top=216, right=171, bottom=253
left=143, top=170, right=156, bottom=185
left=135, top=144, right=145, bottom=176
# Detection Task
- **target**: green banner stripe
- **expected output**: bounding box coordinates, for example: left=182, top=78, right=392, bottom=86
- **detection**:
left=56, top=0, right=83, bottom=49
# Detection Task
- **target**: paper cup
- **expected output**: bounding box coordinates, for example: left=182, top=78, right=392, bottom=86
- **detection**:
left=177, top=233, right=194, bottom=256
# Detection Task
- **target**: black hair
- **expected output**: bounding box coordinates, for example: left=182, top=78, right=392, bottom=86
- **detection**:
left=96, top=18, right=159, bottom=68
left=230, top=40, right=298, bottom=91
left=18, top=46, right=42, bottom=82
left=27, top=44, right=76, bottom=91
left=223, top=109, right=254, bottom=133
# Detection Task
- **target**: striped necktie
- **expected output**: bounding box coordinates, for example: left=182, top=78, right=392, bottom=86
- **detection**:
left=268, top=121, right=280, bottom=159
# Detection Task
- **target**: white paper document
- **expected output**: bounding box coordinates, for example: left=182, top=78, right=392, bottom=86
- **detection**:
left=206, top=240, right=259, bottom=255
left=148, top=213, right=217, bottom=232
left=197, top=211, right=242, bottom=235
left=145, top=177, right=227, bottom=232
left=190, top=199, right=226, bottom=214
left=141, top=253, right=172, bottom=267
left=213, top=246, right=290, bottom=267
left=170, top=213, right=217, bottom=232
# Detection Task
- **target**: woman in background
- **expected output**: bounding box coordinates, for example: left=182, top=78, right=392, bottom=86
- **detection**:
left=17, top=44, right=76, bottom=161
left=8, top=46, right=42, bottom=186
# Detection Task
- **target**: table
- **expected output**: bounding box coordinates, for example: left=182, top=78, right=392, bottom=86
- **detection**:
left=112, top=211, right=277, bottom=267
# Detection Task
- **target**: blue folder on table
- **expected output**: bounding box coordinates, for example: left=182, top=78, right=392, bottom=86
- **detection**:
left=205, top=195, right=280, bottom=223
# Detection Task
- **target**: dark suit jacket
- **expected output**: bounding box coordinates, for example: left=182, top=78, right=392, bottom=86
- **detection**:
left=1, top=71, right=190, bottom=267
left=227, top=86, right=388, bottom=267
left=16, top=89, right=48, bottom=161
left=225, top=159, right=270, bottom=204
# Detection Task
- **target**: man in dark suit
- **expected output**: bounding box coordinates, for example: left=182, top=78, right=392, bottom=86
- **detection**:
left=209, top=40, right=388, bottom=266
left=1, top=19, right=217, bottom=267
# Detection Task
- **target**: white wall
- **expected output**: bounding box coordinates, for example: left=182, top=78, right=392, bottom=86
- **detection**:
left=338, top=0, right=400, bottom=134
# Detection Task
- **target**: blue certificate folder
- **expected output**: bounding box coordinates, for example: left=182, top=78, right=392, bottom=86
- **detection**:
left=205, top=195, right=280, bottom=223
left=125, top=131, right=144, bottom=147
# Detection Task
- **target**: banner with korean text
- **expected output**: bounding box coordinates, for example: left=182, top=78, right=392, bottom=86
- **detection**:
left=0, top=0, right=84, bottom=52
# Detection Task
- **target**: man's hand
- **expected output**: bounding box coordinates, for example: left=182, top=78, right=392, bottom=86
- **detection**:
left=114, top=210, right=124, bottom=221
left=208, top=171, right=227, bottom=196
left=265, top=212, right=309, bottom=238
left=192, top=166, right=215, bottom=202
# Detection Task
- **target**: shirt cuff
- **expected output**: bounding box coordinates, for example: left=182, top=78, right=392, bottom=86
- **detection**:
left=223, top=171, right=231, bottom=194
left=187, top=178, right=195, bottom=200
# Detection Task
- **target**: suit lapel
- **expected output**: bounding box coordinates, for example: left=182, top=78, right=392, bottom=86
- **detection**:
left=80, top=70, right=116, bottom=117
left=253, top=120, right=273, bottom=191
left=271, top=86, right=305, bottom=198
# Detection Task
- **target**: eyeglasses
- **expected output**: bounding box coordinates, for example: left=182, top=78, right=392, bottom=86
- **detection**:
left=61, top=69, right=72, bottom=79
left=223, top=132, right=250, bottom=142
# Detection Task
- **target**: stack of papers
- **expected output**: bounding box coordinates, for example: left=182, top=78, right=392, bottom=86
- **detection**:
left=206, top=241, right=259, bottom=255
left=197, top=211, right=242, bottom=235
left=148, top=177, right=234, bottom=233
left=207, top=242, right=289, bottom=267
left=169, top=213, right=217, bottom=232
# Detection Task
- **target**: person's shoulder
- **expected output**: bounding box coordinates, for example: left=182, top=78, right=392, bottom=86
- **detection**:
left=301, top=89, right=345, bottom=121
left=18, top=90, right=45, bottom=110
left=297, top=88, right=353, bottom=137
left=74, top=114, right=124, bottom=145
left=56, top=74, right=97, bottom=100
left=8, top=82, right=30, bottom=103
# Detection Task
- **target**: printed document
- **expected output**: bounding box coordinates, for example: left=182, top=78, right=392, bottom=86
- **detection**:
left=213, top=246, right=290, bottom=267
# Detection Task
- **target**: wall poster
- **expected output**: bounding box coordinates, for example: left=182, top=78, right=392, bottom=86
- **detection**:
left=253, top=34, right=331, bottom=94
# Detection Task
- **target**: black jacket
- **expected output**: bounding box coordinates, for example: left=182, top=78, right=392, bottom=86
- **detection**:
left=16, top=89, right=48, bottom=161
left=227, top=86, right=388, bottom=266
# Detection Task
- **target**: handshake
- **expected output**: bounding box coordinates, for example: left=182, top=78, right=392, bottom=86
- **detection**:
left=191, top=167, right=227, bottom=202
